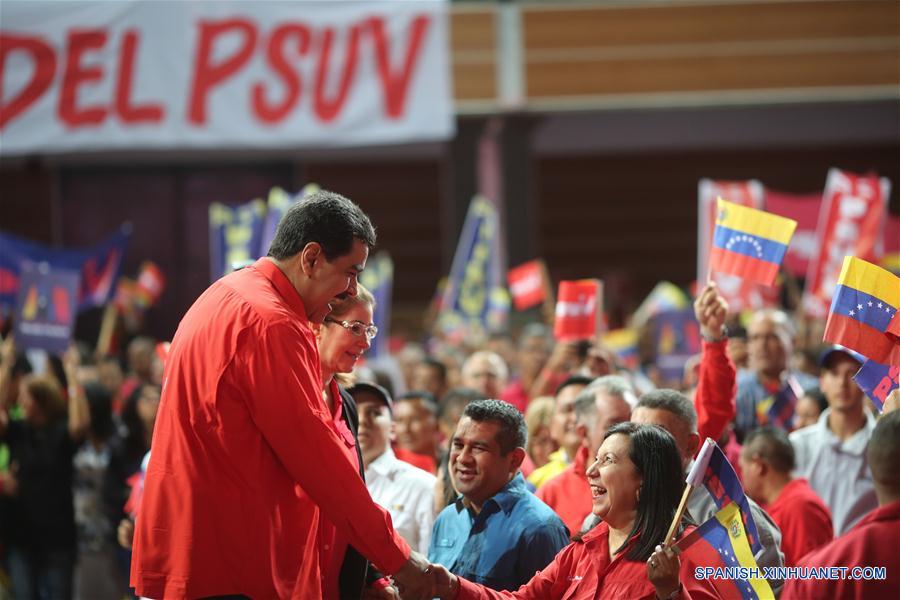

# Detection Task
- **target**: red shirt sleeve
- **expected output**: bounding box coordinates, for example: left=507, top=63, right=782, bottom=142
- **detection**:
left=694, top=340, right=736, bottom=448
left=236, top=321, right=410, bottom=574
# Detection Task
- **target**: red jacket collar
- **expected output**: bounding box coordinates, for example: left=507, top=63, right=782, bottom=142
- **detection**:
left=251, top=258, right=309, bottom=321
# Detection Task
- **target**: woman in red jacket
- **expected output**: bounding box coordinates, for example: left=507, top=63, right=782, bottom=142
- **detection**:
left=433, top=422, right=724, bottom=600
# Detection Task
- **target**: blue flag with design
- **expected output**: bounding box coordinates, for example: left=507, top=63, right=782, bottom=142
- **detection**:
left=677, top=502, right=775, bottom=599
left=209, top=199, right=267, bottom=281
left=755, top=376, right=803, bottom=430
left=854, top=359, right=899, bottom=412
left=359, top=252, right=393, bottom=359
left=0, top=226, right=130, bottom=313
left=437, top=196, right=509, bottom=341
left=13, top=262, right=80, bottom=354
left=652, top=309, right=701, bottom=381
left=689, top=438, right=763, bottom=556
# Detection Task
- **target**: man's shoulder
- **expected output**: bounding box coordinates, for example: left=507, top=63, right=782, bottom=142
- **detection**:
left=513, top=490, right=567, bottom=529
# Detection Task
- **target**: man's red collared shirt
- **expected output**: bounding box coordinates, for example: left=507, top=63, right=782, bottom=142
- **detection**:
left=131, top=259, right=408, bottom=599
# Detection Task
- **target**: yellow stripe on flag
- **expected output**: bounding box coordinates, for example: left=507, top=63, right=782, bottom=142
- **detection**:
left=716, top=198, right=797, bottom=245
left=715, top=502, right=775, bottom=600
left=838, top=256, right=900, bottom=308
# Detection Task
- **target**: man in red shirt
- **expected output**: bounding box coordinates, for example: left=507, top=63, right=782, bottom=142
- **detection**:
left=131, top=191, right=434, bottom=599
left=739, top=426, right=833, bottom=566
left=783, top=410, right=900, bottom=598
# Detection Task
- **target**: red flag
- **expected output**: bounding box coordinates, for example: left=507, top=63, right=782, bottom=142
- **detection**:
left=507, top=260, right=546, bottom=310
left=554, top=280, right=602, bottom=342
left=803, top=169, right=891, bottom=318
left=764, top=189, right=821, bottom=277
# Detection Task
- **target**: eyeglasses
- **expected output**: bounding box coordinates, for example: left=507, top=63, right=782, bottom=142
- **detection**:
left=325, top=318, right=378, bottom=340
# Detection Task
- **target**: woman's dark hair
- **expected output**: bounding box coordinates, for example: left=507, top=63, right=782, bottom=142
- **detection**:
left=604, top=421, right=684, bottom=561
left=84, top=382, right=114, bottom=442
left=120, top=383, right=159, bottom=461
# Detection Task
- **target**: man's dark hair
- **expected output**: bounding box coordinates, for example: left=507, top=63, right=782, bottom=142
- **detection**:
left=603, top=422, right=684, bottom=561
left=867, top=410, right=900, bottom=490
left=397, top=391, right=438, bottom=416
left=743, top=426, right=795, bottom=473
left=267, top=190, right=376, bottom=260
left=636, top=388, right=698, bottom=432
left=462, top=399, right=527, bottom=454
left=802, top=387, right=828, bottom=413
left=422, top=357, right=448, bottom=384
left=555, top=374, right=594, bottom=397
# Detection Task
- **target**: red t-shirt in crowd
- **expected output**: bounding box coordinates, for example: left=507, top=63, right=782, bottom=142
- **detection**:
left=783, top=500, right=900, bottom=599
left=130, top=258, right=408, bottom=599
left=500, top=380, right=529, bottom=413
left=765, top=478, right=833, bottom=567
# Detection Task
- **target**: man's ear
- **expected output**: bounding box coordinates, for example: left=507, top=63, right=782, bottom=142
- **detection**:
left=509, top=447, right=526, bottom=471
left=576, top=423, right=590, bottom=445
left=299, top=242, right=323, bottom=276
left=686, top=432, right=701, bottom=458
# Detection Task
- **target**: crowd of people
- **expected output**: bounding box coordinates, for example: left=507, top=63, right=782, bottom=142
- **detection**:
left=0, top=190, right=897, bottom=599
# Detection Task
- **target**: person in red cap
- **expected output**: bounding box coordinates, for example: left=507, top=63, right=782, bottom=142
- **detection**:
left=130, top=191, right=434, bottom=599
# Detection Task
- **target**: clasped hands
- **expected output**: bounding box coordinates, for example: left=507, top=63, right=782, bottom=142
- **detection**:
left=372, top=552, right=457, bottom=600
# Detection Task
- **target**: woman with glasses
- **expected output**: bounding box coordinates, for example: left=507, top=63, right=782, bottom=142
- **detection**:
left=311, top=284, right=380, bottom=598
left=432, top=422, right=726, bottom=599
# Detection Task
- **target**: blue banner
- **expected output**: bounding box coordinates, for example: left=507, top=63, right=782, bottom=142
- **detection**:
left=0, top=226, right=131, bottom=313
left=653, top=309, right=701, bottom=381
left=13, top=262, right=80, bottom=354
left=359, top=252, right=393, bottom=359
left=437, top=196, right=509, bottom=341
left=703, top=443, right=763, bottom=556
left=209, top=200, right=267, bottom=281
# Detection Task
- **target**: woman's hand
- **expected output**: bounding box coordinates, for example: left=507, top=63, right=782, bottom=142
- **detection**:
left=647, top=544, right=681, bottom=599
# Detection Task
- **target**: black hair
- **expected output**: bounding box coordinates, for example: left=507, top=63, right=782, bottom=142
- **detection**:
left=84, top=382, right=115, bottom=442
left=867, top=410, right=900, bottom=488
left=603, top=422, right=684, bottom=561
left=397, top=391, right=438, bottom=416
left=120, top=382, right=161, bottom=462
left=801, top=387, right=828, bottom=413
left=555, top=374, right=595, bottom=397
left=422, top=357, right=448, bottom=384
left=743, top=426, right=795, bottom=473
left=636, top=388, right=698, bottom=432
left=462, top=399, right=527, bottom=454
left=267, top=190, right=376, bottom=260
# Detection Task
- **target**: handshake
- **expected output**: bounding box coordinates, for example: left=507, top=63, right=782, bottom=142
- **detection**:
left=369, top=551, right=458, bottom=600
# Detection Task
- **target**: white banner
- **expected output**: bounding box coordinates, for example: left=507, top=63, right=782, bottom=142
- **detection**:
left=0, top=0, right=453, bottom=154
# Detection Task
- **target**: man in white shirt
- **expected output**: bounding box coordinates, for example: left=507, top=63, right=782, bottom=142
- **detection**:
left=790, top=346, right=878, bottom=535
left=349, top=383, right=436, bottom=554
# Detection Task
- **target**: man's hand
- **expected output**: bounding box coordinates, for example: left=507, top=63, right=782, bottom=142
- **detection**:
left=431, top=563, right=459, bottom=599
left=694, top=282, right=728, bottom=341
left=391, top=551, right=435, bottom=600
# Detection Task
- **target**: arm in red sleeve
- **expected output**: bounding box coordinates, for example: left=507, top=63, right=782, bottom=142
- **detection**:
left=694, top=339, right=736, bottom=449
left=238, top=322, right=410, bottom=574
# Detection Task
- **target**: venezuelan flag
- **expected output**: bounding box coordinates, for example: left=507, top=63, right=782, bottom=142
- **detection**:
left=709, top=198, right=797, bottom=286
left=824, top=257, right=900, bottom=366
left=677, top=502, right=775, bottom=600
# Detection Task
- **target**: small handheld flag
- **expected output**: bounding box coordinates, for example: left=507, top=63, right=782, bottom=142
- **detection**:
left=664, top=437, right=717, bottom=546
left=553, top=280, right=602, bottom=342
left=709, top=198, right=797, bottom=286
left=755, top=376, right=803, bottom=430
left=676, top=502, right=775, bottom=600
left=854, top=359, right=899, bottom=412
left=823, top=256, right=900, bottom=365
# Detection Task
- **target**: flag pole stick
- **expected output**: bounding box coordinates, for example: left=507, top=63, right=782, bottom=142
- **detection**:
left=96, top=303, right=118, bottom=357
left=664, top=483, right=693, bottom=546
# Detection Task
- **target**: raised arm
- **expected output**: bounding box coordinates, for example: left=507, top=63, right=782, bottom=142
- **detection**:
left=63, top=344, right=90, bottom=442
left=693, top=283, right=736, bottom=446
